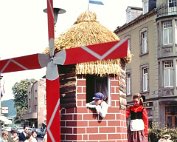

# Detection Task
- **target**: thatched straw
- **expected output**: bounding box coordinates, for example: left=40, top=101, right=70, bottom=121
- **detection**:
left=54, top=11, right=119, bottom=50
left=45, top=11, right=131, bottom=76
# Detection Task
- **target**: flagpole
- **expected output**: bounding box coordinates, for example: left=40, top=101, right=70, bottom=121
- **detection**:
left=87, top=0, right=90, bottom=11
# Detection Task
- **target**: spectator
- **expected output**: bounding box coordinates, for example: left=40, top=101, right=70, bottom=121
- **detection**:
left=158, top=134, right=173, bottom=142
left=1, top=130, right=9, bottom=142
left=19, top=126, right=29, bottom=142
left=10, top=129, right=19, bottom=142
left=30, top=130, right=37, bottom=142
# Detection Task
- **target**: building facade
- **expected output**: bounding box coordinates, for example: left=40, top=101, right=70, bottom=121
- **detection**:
left=115, top=0, right=177, bottom=128
left=23, top=79, right=46, bottom=128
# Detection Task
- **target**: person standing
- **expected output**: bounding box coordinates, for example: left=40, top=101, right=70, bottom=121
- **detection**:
left=126, top=93, right=148, bottom=142
left=9, top=129, right=19, bottom=142
left=19, top=126, right=29, bottom=142
left=30, top=130, right=37, bottom=142
left=1, top=130, right=9, bottom=142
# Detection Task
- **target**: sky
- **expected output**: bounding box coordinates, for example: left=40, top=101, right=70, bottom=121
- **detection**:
left=0, top=0, right=142, bottom=100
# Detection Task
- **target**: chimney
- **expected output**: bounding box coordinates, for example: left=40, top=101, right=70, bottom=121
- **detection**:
left=126, top=6, right=143, bottom=23
left=142, top=0, right=156, bottom=14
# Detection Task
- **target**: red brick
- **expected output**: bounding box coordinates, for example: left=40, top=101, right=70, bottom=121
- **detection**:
left=66, top=108, right=76, bottom=113
left=110, top=80, right=119, bottom=86
left=77, top=80, right=86, bottom=86
left=77, top=86, right=82, bottom=93
left=83, top=114, right=95, bottom=120
left=83, top=134, right=88, bottom=140
left=111, top=94, right=119, bottom=100
left=73, top=128, right=86, bottom=133
left=89, top=134, right=107, bottom=140
left=61, top=128, right=72, bottom=134
left=105, top=114, right=116, bottom=120
left=108, top=107, right=119, bottom=113
left=111, top=86, right=116, bottom=93
left=76, top=107, right=88, bottom=113
left=61, top=114, right=72, bottom=120
left=77, top=100, right=82, bottom=107
left=108, top=121, right=119, bottom=126
left=61, top=121, right=65, bottom=127
left=111, top=100, right=116, bottom=106
left=66, top=121, right=77, bottom=126
left=108, top=133, right=122, bottom=139
left=76, top=134, right=83, bottom=140
left=89, top=120, right=106, bottom=126
left=65, top=134, right=77, bottom=140
left=115, top=86, right=119, bottom=93
left=86, top=127, right=98, bottom=133
left=83, top=86, right=86, bottom=93
left=77, top=94, right=86, bottom=100
left=77, top=121, right=88, bottom=126
left=73, top=114, right=82, bottom=120
left=99, top=127, right=116, bottom=133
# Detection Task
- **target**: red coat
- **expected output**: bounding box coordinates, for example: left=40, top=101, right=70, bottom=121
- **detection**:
left=126, top=105, right=148, bottom=136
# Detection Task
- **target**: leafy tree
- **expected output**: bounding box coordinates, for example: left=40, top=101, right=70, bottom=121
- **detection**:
left=12, top=79, right=36, bottom=121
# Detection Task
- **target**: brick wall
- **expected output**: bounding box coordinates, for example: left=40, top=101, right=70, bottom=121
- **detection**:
left=61, top=76, right=128, bottom=142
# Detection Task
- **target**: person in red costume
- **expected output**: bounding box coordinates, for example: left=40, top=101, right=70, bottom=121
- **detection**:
left=126, top=93, right=148, bottom=142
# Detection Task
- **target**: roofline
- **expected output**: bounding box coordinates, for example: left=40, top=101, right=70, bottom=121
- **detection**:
left=114, top=9, right=157, bottom=34
left=126, top=6, right=143, bottom=11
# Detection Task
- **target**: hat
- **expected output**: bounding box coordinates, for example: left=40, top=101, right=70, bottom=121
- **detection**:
left=93, top=92, right=104, bottom=100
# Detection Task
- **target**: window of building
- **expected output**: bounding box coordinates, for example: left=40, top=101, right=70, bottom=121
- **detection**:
left=126, top=73, right=131, bottom=95
left=163, top=21, right=173, bottom=45
left=165, top=105, right=177, bottom=128
left=168, top=0, right=177, bottom=15
left=142, top=0, right=148, bottom=14
left=142, top=67, right=149, bottom=92
left=86, top=75, right=110, bottom=105
left=164, top=60, right=174, bottom=87
left=141, top=30, right=148, bottom=54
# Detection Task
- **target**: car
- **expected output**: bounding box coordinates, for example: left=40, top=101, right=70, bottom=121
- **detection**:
left=35, top=128, right=46, bottom=138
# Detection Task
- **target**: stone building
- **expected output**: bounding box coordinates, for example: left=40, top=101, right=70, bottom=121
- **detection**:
left=23, top=79, right=46, bottom=128
left=115, top=0, right=177, bottom=128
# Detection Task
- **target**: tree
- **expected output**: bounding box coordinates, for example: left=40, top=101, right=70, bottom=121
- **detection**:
left=12, top=79, right=36, bottom=121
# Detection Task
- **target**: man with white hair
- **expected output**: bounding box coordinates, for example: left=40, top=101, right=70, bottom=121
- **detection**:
left=158, top=134, right=173, bottom=142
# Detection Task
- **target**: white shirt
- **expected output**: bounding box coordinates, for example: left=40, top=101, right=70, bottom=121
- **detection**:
left=86, top=100, right=108, bottom=118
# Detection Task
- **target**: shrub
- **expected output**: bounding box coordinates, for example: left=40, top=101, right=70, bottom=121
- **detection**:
left=148, top=123, right=177, bottom=142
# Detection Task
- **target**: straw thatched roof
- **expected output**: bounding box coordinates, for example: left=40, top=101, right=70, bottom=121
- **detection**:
left=45, top=11, right=131, bottom=76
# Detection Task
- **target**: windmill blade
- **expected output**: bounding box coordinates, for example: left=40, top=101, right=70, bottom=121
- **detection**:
left=0, top=53, right=49, bottom=73
left=53, top=38, right=128, bottom=65
left=47, top=0, right=55, bottom=57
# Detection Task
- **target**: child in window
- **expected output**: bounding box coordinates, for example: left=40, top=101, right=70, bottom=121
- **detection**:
left=86, top=92, right=108, bottom=118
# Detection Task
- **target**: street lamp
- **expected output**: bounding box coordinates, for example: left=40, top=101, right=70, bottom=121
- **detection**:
left=43, top=7, right=66, bottom=25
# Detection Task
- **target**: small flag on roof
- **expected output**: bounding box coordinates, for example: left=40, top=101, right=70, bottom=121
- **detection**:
left=89, top=0, right=104, bottom=5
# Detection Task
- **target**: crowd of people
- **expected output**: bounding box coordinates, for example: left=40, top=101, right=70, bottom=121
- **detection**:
left=0, top=92, right=174, bottom=142
left=0, top=125, right=46, bottom=142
